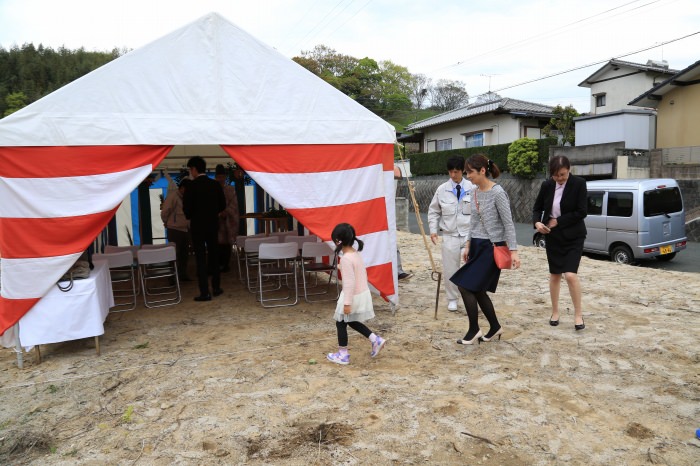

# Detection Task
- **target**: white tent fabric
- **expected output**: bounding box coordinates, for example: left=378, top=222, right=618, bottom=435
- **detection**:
left=0, top=12, right=398, bottom=335
left=0, top=13, right=395, bottom=146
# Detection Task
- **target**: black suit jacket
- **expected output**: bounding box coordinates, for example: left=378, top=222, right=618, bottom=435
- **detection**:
left=532, top=174, right=587, bottom=240
left=183, top=175, right=226, bottom=234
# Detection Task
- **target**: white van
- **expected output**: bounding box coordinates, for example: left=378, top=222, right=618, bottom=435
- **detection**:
left=533, top=178, right=687, bottom=264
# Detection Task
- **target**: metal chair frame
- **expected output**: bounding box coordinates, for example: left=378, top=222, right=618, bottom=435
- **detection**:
left=257, top=242, right=299, bottom=308
left=300, top=242, right=339, bottom=302
left=137, top=246, right=181, bottom=308
left=96, top=251, right=138, bottom=312
left=243, top=236, right=279, bottom=292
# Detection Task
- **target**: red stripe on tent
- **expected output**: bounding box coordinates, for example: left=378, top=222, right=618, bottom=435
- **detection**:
left=286, top=198, right=388, bottom=241
left=382, top=145, right=395, bottom=172
left=367, top=262, right=395, bottom=297
left=0, top=297, right=40, bottom=336
left=0, top=209, right=118, bottom=259
left=223, top=144, right=393, bottom=174
left=0, top=145, right=172, bottom=178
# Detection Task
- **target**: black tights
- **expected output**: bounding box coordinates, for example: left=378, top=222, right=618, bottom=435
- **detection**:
left=336, top=321, right=372, bottom=347
left=459, top=286, right=500, bottom=340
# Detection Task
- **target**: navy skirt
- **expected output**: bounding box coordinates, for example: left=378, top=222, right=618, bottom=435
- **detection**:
left=449, top=237, right=502, bottom=293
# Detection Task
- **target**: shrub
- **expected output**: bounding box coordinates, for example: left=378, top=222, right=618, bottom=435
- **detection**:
left=507, top=138, right=540, bottom=179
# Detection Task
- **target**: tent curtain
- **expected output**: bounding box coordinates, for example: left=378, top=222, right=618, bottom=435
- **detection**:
left=0, top=145, right=171, bottom=335
left=223, top=143, right=397, bottom=302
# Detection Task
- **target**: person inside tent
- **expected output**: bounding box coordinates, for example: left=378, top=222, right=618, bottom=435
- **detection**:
left=183, top=156, right=226, bottom=301
left=214, top=164, right=240, bottom=273
left=160, top=177, right=192, bottom=281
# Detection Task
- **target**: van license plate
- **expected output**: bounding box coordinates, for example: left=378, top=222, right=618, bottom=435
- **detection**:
left=660, top=245, right=672, bottom=255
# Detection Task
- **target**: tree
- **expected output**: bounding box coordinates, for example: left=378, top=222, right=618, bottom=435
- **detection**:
left=4, top=91, right=28, bottom=116
left=507, top=137, right=540, bottom=179
left=430, top=79, right=469, bottom=112
left=409, top=73, right=431, bottom=110
left=542, top=104, right=579, bottom=146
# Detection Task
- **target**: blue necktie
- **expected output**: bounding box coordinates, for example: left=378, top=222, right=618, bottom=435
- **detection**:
left=455, top=184, right=461, bottom=200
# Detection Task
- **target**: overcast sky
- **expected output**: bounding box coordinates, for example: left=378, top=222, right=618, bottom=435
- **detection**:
left=1, top=0, right=699, bottom=113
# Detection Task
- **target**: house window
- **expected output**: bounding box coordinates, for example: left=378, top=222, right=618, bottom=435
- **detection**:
left=465, top=133, right=484, bottom=148
left=436, top=138, right=452, bottom=151
left=596, top=94, right=606, bottom=107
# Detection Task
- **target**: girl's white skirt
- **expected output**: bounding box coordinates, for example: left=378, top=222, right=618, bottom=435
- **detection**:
left=333, top=289, right=375, bottom=323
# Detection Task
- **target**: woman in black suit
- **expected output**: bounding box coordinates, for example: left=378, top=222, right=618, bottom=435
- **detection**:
left=532, top=156, right=587, bottom=330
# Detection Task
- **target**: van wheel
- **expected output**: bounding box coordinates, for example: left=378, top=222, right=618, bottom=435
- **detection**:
left=533, top=233, right=547, bottom=249
left=611, top=245, right=634, bottom=264
left=656, top=252, right=676, bottom=262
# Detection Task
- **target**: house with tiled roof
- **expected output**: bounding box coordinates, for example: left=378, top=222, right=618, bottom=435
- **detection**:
left=575, top=59, right=678, bottom=149
left=403, top=95, right=555, bottom=153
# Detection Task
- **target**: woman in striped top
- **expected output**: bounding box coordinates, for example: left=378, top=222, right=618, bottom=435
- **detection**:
left=450, top=154, right=520, bottom=345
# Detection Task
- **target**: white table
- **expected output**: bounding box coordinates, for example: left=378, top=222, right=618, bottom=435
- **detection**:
left=16, top=259, right=114, bottom=358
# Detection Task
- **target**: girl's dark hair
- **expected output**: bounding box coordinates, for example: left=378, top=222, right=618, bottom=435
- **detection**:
left=548, top=155, right=571, bottom=176
left=331, top=223, right=364, bottom=253
left=465, top=154, right=501, bottom=179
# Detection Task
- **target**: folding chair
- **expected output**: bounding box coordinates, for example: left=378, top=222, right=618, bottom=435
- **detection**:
left=243, top=236, right=279, bottom=292
left=234, top=234, right=266, bottom=282
left=300, top=242, right=339, bottom=302
left=257, top=242, right=299, bottom=308
left=95, top=251, right=138, bottom=312
left=137, top=246, right=181, bottom=308
left=103, top=245, right=140, bottom=294
left=285, top=235, right=318, bottom=256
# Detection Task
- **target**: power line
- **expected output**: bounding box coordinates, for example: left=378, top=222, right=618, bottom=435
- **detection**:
left=431, top=0, right=664, bottom=74
left=491, top=30, right=700, bottom=94
left=319, top=0, right=373, bottom=43
left=286, top=0, right=350, bottom=55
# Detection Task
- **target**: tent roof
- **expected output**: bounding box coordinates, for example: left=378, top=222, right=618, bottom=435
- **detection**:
left=0, top=12, right=395, bottom=147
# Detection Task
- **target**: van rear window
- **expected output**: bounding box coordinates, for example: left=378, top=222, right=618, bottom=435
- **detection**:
left=644, top=187, right=683, bottom=217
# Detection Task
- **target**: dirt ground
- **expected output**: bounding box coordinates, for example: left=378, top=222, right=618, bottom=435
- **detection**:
left=1, top=231, right=699, bottom=465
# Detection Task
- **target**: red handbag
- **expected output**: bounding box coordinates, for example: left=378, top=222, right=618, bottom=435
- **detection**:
left=493, top=245, right=512, bottom=270
left=475, top=190, right=513, bottom=270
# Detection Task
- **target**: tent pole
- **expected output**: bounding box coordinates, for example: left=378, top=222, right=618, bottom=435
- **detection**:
left=396, top=144, right=442, bottom=320
left=14, top=323, right=23, bottom=369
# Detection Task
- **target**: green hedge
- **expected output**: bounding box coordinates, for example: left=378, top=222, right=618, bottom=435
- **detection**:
left=406, top=138, right=556, bottom=177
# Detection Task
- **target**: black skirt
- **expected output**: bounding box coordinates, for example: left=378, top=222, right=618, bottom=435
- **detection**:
left=545, top=229, right=584, bottom=274
left=449, top=238, right=502, bottom=293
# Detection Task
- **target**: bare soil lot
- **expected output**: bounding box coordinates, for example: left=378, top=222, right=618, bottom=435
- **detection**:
left=1, top=231, right=699, bottom=465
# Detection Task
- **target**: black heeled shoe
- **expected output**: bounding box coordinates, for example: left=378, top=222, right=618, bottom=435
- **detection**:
left=549, top=316, right=559, bottom=326
left=481, top=327, right=503, bottom=342
left=575, top=317, right=585, bottom=331
left=456, top=330, right=483, bottom=345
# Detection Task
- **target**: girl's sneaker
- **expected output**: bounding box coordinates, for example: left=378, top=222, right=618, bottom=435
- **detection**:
left=327, top=352, right=350, bottom=365
left=371, top=336, right=386, bottom=358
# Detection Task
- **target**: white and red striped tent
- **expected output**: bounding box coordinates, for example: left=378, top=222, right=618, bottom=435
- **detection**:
left=0, top=12, right=398, bottom=336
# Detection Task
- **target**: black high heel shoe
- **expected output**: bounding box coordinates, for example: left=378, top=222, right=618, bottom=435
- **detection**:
left=481, top=327, right=503, bottom=342
left=456, top=330, right=483, bottom=345
left=575, top=317, right=585, bottom=331
left=549, top=316, right=559, bottom=326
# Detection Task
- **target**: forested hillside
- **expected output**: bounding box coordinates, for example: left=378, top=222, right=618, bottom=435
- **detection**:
left=0, top=43, right=122, bottom=117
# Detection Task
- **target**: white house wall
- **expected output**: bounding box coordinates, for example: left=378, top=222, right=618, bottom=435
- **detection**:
left=421, top=114, right=532, bottom=152
left=589, top=72, right=665, bottom=114
left=576, top=112, right=656, bottom=149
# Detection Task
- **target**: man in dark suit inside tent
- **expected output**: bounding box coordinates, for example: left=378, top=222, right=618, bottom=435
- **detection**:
left=183, top=156, right=226, bottom=301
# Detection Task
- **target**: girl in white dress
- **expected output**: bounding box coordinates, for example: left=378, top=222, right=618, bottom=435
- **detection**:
left=327, top=223, right=386, bottom=365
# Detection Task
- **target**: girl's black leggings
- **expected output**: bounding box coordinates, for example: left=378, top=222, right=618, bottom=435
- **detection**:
left=336, top=320, right=372, bottom=346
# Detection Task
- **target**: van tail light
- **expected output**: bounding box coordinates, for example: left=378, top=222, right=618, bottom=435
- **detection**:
left=676, top=241, right=686, bottom=248
left=644, top=247, right=658, bottom=254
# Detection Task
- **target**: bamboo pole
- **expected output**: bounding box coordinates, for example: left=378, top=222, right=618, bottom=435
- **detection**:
left=396, top=144, right=442, bottom=320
